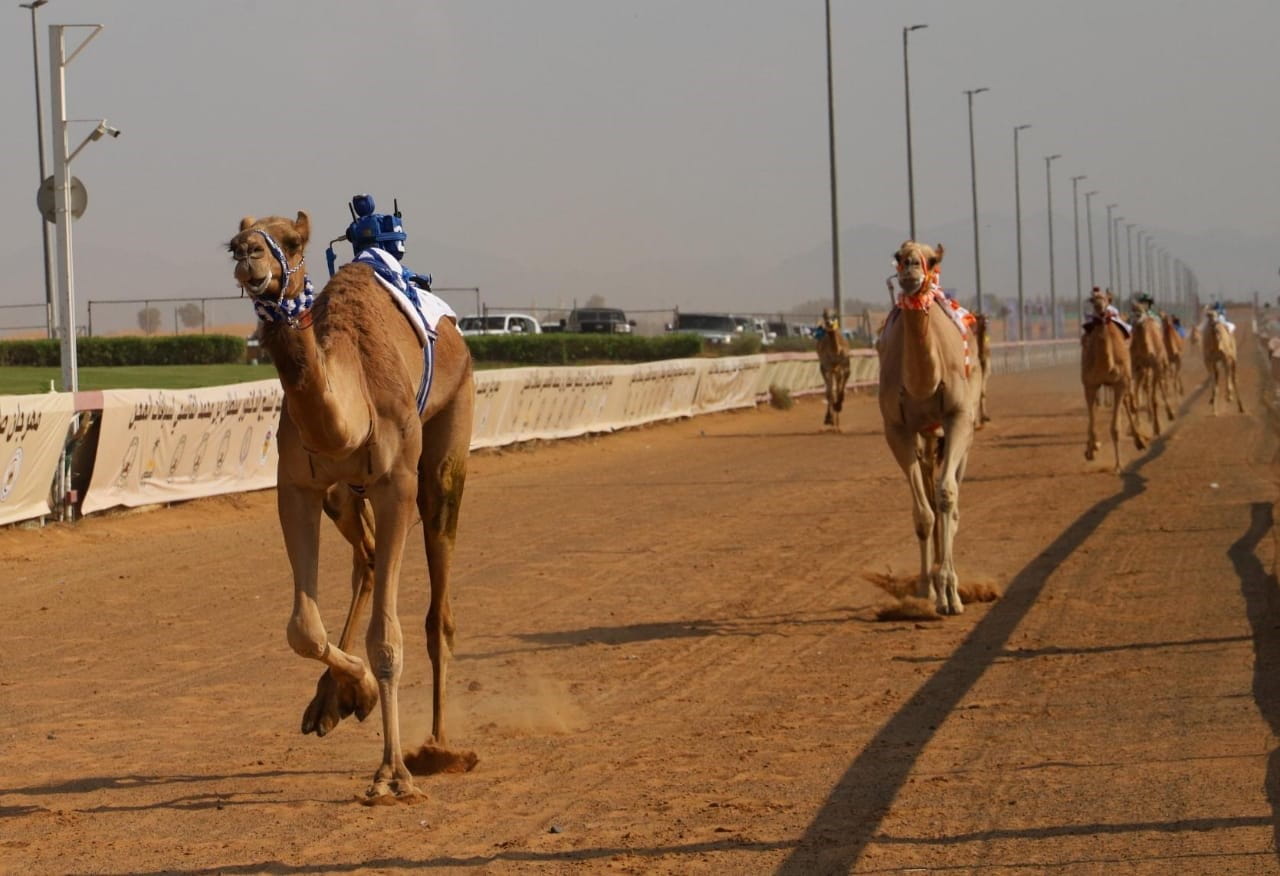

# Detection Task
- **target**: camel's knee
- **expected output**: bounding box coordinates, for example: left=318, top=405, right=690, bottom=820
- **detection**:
left=938, top=486, right=958, bottom=515
left=425, top=606, right=456, bottom=657
left=365, top=624, right=404, bottom=680
left=287, top=611, right=328, bottom=661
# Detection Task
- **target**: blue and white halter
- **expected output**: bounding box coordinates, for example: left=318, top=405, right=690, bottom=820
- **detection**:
left=245, top=229, right=315, bottom=327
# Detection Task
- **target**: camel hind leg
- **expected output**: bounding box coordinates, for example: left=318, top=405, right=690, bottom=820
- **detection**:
left=1229, top=358, right=1245, bottom=413
left=885, top=425, right=936, bottom=602
left=1084, top=383, right=1101, bottom=461
left=933, top=415, right=973, bottom=615
left=300, top=486, right=380, bottom=737
left=411, top=376, right=477, bottom=771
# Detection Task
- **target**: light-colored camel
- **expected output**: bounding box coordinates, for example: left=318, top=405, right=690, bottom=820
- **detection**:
left=1081, top=289, right=1147, bottom=473
left=1161, top=313, right=1185, bottom=397
left=974, top=312, right=992, bottom=428
left=817, top=308, right=851, bottom=429
left=876, top=241, right=980, bottom=615
left=229, top=211, right=475, bottom=803
left=1203, top=311, right=1245, bottom=415
left=1129, top=311, right=1175, bottom=436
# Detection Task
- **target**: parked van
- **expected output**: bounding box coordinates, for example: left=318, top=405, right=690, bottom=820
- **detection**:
left=457, top=313, right=543, bottom=336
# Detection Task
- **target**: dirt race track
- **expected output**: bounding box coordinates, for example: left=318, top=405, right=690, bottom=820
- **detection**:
left=3, top=323, right=1280, bottom=875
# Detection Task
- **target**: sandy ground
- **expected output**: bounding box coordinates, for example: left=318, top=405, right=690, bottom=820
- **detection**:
left=1, top=326, right=1278, bottom=875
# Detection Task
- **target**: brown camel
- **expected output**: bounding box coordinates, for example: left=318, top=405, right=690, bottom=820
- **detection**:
left=816, top=308, right=851, bottom=429
left=877, top=241, right=981, bottom=615
left=974, top=312, right=992, bottom=428
left=229, top=211, right=476, bottom=803
left=1161, top=313, right=1185, bottom=397
left=1129, top=311, right=1175, bottom=436
left=1081, top=289, right=1146, bottom=473
left=1203, top=310, right=1245, bottom=414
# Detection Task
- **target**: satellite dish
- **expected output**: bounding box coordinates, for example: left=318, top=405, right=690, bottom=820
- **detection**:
left=37, top=176, right=88, bottom=224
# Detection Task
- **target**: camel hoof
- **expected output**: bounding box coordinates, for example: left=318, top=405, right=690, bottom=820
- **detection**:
left=302, top=668, right=380, bottom=737
left=823, top=413, right=834, bottom=426
left=360, top=777, right=426, bottom=806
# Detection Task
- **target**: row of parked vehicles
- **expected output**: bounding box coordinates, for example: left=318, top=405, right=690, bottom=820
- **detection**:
left=457, top=307, right=636, bottom=336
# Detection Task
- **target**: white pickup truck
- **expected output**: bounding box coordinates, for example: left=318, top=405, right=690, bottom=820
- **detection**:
left=457, top=313, right=543, bottom=336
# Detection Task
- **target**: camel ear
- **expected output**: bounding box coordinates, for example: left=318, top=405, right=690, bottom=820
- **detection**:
left=930, top=244, right=945, bottom=268
left=294, top=211, right=311, bottom=244
left=239, top=216, right=256, bottom=232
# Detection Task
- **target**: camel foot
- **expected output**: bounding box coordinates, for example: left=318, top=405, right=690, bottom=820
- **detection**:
left=301, top=668, right=380, bottom=737
left=823, top=412, right=834, bottom=426
left=405, top=741, right=480, bottom=775
left=1084, top=443, right=1098, bottom=461
left=1132, top=434, right=1147, bottom=451
left=359, top=777, right=426, bottom=806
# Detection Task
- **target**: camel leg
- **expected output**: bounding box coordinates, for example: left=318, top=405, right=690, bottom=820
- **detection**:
left=1208, top=359, right=1220, bottom=414
left=822, top=370, right=836, bottom=428
left=1084, top=383, right=1101, bottom=461
left=1231, top=359, right=1245, bottom=413
left=934, top=414, right=974, bottom=615
left=278, top=483, right=379, bottom=737
left=417, top=383, right=474, bottom=752
left=363, top=466, right=421, bottom=802
left=1146, top=369, right=1162, bottom=437
left=833, top=364, right=850, bottom=432
left=301, top=486, right=378, bottom=736
left=1157, top=365, right=1175, bottom=422
left=885, top=426, right=935, bottom=602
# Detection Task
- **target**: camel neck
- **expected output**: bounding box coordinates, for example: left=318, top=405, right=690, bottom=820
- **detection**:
left=900, top=306, right=943, bottom=399
left=264, top=323, right=370, bottom=457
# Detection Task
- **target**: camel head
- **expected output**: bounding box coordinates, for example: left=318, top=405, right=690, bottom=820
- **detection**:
left=228, top=211, right=311, bottom=300
left=1089, top=287, right=1111, bottom=316
left=894, top=241, right=944, bottom=297
left=820, top=307, right=839, bottom=333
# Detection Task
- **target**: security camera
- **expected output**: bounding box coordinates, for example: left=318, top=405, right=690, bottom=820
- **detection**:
left=92, top=121, right=121, bottom=141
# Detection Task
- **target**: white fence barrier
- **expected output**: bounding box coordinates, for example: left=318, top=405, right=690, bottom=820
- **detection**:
left=3, top=340, right=1078, bottom=523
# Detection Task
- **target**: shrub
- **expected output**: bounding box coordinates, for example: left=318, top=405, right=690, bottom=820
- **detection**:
left=0, top=335, right=247, bottom=367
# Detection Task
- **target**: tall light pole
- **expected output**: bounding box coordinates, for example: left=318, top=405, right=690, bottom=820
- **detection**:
left=1014, top=124, right=1032, bottom=341
left=903, top=23, right=927, bottom=240
left=1070, top=174, right=1086, bottom=332
left=1044, top=153, right=1062, bottom=338
left=823, top=0, right=842, bottom=326
left=964, top=86, right=989, bottom=313
left=21, top=0, right=55, bottom=339
left=1125, top=223, right=1136, bottom=299
left=1135, top=229, right=1146, bottom=296
left=1105, top=203, right=1118, bottom=293
left=50, top=22, right=114, bottom=392
left=1112, top=215, right=1124, bottom=300
left=1084, top=189, right=1099, bottom=288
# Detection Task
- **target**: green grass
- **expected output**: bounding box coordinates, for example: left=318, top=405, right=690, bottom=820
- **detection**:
left=0, top=364, right=274, bottom=395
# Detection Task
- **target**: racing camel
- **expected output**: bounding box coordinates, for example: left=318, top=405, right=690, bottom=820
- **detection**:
left=1129, top=311, right=1175, bottom=436
left=877, top=241, right=981, bottom=615
left=1081, top=289, right=1147, bottom=473
left=1162, top=313, right=1185, bottom=398
left=1203, top=309, right=1245, bottom=415
left=817, top=308, right=851, bottom=429
left=229, top=210, right=475, bottom=803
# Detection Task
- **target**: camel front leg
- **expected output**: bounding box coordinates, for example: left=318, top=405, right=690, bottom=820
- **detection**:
left=832, top=364, right=850, bottom=431
left=822, top=369, right=837, bottom=427
left=1208, top=360, right=1220, bottom=414
left=364, top=468, right=421, bottom=803
left=278, top=484, right=378, bottom=737
left=934, top=413, right=974, bottom=615
left=885, top=426, right=935, bottom=602
left=1084, top=383, right=1101, bottom=461
left=1230, top=360, right=1245, bottom=413
left=301, top=486, right=378, bottom=737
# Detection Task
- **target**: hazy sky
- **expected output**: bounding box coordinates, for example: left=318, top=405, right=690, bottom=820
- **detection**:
left=1, top=1, right=1276, bottom=327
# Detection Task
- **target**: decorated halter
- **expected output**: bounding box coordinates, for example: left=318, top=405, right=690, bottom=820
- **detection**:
left=897, top=261, right=942, bottom=312
left=246, top=229, right=315, bottom=328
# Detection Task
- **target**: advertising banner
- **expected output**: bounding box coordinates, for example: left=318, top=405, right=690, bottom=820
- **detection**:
left=81, top=380, right=284, bottom=515
left=0, top=392, right=75, bottom=526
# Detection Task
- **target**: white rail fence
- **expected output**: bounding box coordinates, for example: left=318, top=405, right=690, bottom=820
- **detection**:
left=0, top=340, right=1078, bottom=526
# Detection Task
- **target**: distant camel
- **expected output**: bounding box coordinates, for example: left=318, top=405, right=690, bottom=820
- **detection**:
left=816, top=308, right=851, bottom=429
left=974, top=313, right=992, bottom=428
left=1081, top=289, right=1147, bottom=473
left=1203, top=310, right=1244, bottom=415
left=1130, top=312, right=1175, bottom=436
left=1161, top=314, right=1185, bottom=397
left=877, top=241, right=981, bottom=615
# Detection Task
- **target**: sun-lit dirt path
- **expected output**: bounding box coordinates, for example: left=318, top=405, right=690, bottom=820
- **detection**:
left=1, top=323, right=1277, bottom=875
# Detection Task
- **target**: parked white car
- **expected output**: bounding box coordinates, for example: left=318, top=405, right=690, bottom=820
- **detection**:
left=457, top=313, right=543, bottom=336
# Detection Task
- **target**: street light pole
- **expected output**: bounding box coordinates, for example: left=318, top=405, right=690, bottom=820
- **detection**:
left=1135, top=229, right=1145, bottom=296
left=21, top=0, right=56, bottom=339
left=1112, top=216, right=1124, bottom=300
left=1070, top=174, right=1086, bottom=332
left=824, top=0, right=843, bottom=326
left=964, top=86, right=989, bottom=314
left=1084, top=189, right=1099, bottom=288
left=1105, top=203, right=1117, bottom=292
left=1044, top=153, right=1062, bottom=338
left=49, top=22, right=108, bottom=393
left=1014, top=124, right=1031, bottom=341
left=903, top=23, right=927, bottom=240
left=1126, top=223, right=1135, bottom=299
